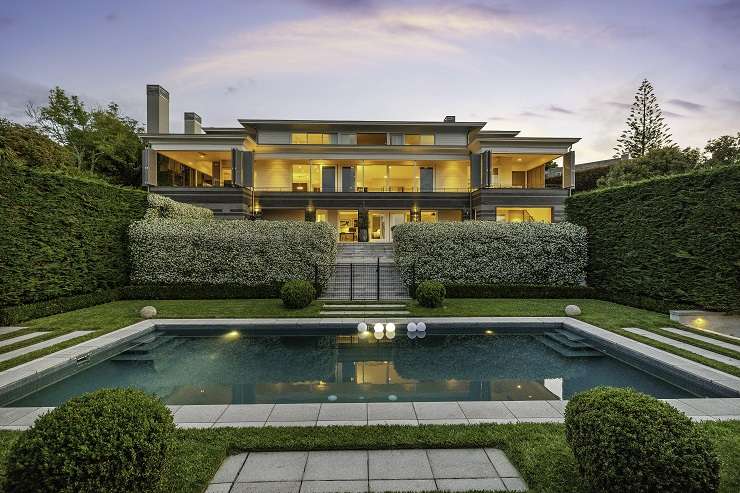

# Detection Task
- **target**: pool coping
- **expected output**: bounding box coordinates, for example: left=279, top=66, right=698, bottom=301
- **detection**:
left=1, top=316, right=739, bottom=428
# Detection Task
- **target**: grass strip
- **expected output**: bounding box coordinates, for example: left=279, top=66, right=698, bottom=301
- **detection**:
left=2, top=421, right=739, bottom=493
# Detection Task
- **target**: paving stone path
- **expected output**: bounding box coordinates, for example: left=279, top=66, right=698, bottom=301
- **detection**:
left=206, top=448, right=527, bottom=492
left=660, top=328, right=740, bottom=352
left=0, top=327, right=27, bottom=336
left=623, top=328, right=740, bottom=367
left=0, top=331, right=93, bottom=363
left=0, top=332, right=50, bottom=348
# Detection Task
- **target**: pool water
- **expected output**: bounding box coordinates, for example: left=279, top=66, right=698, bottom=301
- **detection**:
left=11, top=327, right=715, bottom=406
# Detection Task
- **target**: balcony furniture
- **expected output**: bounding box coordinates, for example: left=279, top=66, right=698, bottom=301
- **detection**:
left=340, top=232, right=356, bottom=242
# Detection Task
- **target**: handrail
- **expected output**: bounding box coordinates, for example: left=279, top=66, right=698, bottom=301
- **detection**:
left=253, top=187, right=472, bottom=193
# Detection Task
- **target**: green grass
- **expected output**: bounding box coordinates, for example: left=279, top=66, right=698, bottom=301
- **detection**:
left=2, top=421, right=738, bottom=493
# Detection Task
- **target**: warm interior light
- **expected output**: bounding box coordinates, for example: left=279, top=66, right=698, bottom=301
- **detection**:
left=485, top=330, right=494, bottom=335
left=222, top=330, right=240, bottom=341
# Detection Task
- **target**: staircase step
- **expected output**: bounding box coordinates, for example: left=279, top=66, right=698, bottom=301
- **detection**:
left=535, top=335, right=603, bottom=358
left=319, top=310, right=410, bottom=315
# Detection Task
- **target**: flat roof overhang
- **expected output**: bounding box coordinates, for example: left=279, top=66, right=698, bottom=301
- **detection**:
left=139, top=134, right=248, bottom=151
left=238, top=119, right=487, bottom=133
left=254, top=144, right=469, bottom=161
left=470, top=136, right=581, bottom=155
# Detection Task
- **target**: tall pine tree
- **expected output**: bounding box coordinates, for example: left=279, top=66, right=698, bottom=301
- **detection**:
left=614, top=79, right=672, bottom=158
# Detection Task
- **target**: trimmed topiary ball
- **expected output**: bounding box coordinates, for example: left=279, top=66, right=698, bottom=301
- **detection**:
left=565, top=387, right=720, bottom=493
left=5, top=388, right=175, bottom=493
left=416, top=280, right=446, bottom=308
left=564, top=304, right=581, bottom=316
left=281, top=280, right=316, bottom=308
left=139, top=305, right=157, bottom=318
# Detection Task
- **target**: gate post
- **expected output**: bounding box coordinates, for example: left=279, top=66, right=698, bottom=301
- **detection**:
left=350, top=263, right=354, bottom=301
left=376, top=258, right=380, bottom=301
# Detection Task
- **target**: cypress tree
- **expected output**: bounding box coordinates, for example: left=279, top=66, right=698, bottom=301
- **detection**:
left=614, top=79, right=672, bottom=158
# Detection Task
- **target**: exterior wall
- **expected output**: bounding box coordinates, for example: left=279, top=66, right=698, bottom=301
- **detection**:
left=150, top=187, right=252, bottom=219
left=261, top=209, right=304, bottom=221
left=255, top=191, right=470, bottom=211
left=438, top=209, right=463, bottom=222
left=258, top=130, right=291, bottom=144
left=434, top=131, right=467, bottom=145
left=471, top=188, right=568, bottom=222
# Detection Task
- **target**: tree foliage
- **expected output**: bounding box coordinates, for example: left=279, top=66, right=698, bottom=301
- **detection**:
left=26, top=87, right=143, bottom=185
left=0, top=117, right=74, bottom=169
left=705, top=133, right=740, bottom=167
left=614, top=79, right=672, bottom=158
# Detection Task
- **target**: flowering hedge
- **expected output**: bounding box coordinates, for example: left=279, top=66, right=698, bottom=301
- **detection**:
left=393, top=221, right=587, bottom=286
left=143, top=193, right=213, bottom=220
left=129, top=219, right=337, bottom=286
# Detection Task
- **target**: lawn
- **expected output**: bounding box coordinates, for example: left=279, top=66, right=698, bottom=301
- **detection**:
left=3, top=297, right=738, bottom=376
left=1, top=421, right=738, bottom=493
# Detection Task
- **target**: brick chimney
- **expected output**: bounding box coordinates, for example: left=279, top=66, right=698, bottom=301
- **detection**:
left=146, top=85, right=169, bottom=134
left=184, top=112, right=202, bottom=134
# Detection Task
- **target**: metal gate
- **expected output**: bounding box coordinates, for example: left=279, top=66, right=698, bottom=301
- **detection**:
left=319, top=260, right=410, bottom=300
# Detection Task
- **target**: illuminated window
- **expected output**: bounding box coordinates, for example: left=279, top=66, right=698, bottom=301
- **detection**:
left=291, top=164, right=310, bottom=191
left=291, top=133, right=336, bottom=144
left=421, top=210, right=438, bottom=223
left=496, top=207, right=552, bottom=223
left=404, top=134, right=435, bottom=145
left=357, top=133, right=387, bottom=145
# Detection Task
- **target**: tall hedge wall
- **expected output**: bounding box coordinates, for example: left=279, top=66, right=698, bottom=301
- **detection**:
left=129, top=219, right=337, bottom=287
left=0, top=164, right=148, bottom=307
left=566, top=165, right=740, bottom=311
left=393, top=221, right=587, bottom=287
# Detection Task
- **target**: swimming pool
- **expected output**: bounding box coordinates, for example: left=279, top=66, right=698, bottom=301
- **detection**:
left=7, top=324, right=725, bottom=406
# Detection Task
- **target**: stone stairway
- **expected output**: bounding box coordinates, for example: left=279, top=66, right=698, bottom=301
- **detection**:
left=321, top=243, right=409, bottom=300
left=320, top=303, right=410, bottom=316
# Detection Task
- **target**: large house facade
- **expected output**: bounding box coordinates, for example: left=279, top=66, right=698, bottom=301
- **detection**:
left=141, top=85, right=579, bottom=242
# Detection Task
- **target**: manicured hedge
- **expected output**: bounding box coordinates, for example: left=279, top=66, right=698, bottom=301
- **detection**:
left=565, top=387, right=720, bottom=492
left=5, top=388, right=175, bottom=493
left=280, top=280, right=316, bottom=308
left=143, top=193, right=213, bottom=220
left=393, top=221, right=587, bottom=287
left=129, top=219, right=337, bottom=287
left=0, top=164, right=148, bottom=307
left=415, top=280, right=445, bottom=307
left=566, top=165, right=740, bottom=311
left=443, top=284, right=597, bottom=299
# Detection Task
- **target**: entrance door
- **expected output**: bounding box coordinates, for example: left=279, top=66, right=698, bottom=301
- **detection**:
left=322, top=166, right=336, bottom=192
left=369, top=212, right=386, bottom=242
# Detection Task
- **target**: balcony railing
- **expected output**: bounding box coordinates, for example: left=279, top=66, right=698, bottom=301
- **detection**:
left=253, top=186, right=472, bottom=193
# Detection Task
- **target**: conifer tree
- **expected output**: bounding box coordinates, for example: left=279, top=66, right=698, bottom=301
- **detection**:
left=614, top=79, right=672, bottom=158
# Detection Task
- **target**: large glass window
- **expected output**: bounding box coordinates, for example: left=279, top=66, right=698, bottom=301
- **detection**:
left=291, top=164, right=310, bottom=191
left=291, top=133, right=336, bottom=144
left=155, top=151, right=232, bottom=187
left=404, top=134, right=435, bottom=145
left=357, top=133, right=387, bottom=145
left=496, top=207, right=552, bottom=223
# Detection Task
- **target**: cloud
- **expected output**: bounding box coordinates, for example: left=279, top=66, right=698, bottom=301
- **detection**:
left=720, top=98, right=740, bottom=110
left=172, top=3, right=560, bottom=83
left=487, top=116, right=507, bottom=121
left=0, top=73, right=50, bottom=121
left=668, top=98, right=705, bottom=112
left=520, top=111, right=546, bottom=118
left=0, top=16, right=14, bottom=29
left=549, top=105, right=575, bottom=114
left=662, top=110, right=684, bottom=118
left=104, top=12, right=119, bottom=22
left=303, top=0, right=377, bottom=10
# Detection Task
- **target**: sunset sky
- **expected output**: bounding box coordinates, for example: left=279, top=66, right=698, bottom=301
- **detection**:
left=1, top=0, right=738, bottom=161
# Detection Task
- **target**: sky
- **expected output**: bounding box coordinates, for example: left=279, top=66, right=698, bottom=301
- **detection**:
left=1, top=0, right=738, bottom=162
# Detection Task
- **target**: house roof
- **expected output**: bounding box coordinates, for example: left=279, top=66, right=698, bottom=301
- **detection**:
left=237, top=119, right=487, bottom=133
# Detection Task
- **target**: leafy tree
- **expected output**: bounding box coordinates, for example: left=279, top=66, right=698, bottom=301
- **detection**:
left=705, top=133, right=740, bottom=166
left=0, top=117, right=74, bottom=169
left=614, top=79, right=672, bottom=158
left=26, top=87, right=143, bottom=185
left=598, top=146, right=700, bottom=188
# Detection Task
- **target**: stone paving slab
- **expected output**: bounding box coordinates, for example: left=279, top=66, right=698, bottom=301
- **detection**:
left=0, top=331, right=93, bottom=363
left=0, top=332, right=49, bottom=348
left=0, top=327, right=26, bottom=336
left=319, top=311, right=410, bottom=315
left=3, top=399, right=740, bottom=430
left=661, top=327, right=740, bottom=352
left=211, top=448, right=527, bottom=492
left=624, top=328, right=740, bottom=366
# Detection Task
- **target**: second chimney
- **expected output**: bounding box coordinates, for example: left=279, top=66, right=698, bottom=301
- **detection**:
left=146, top=85, right=170, bottom=134
left=444, top=115, right=456, bottom=123
left=184, top=112, right=202, bottom=134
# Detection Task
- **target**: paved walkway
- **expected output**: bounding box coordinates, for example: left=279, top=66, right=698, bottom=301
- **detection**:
left=0, top=327, right=26, bottom=336
left=206, top=448, right=527, bottom=492
left=623, top=328, right=740, bottom=366
left=0, top=331, right=92, bottom=363
left=0, top=332, right=49, bottom=348
left=4, top=399, right=740, bottom=430
left=661, top=327, right=740, bottom=352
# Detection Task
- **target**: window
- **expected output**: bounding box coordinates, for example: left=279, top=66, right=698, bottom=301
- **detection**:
left=291, top=133, right=336, bottom=144
left=496, top=207, right=552, bottom=223
left=291, top=164, right=310, bottom=191
left=404, top=134, right=435, bottom=145
left=421, top=210, right=438, bottom=223
left=357, top=133, right=387, bottom=145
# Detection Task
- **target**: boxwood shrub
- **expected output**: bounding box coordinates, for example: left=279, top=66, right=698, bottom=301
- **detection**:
left=416, top=280, right=446, bottom=307
left=393, top=221, right=587, bottom=288
left=0, top=164, right=147, bottom=307
left=129, top=219, right=337, bottom=287
left=281, top=280, right=316, bottom=308
left=565, top=387, right=720, bottom=493
left=443, top=284, right=596, bottom=299
left=4, top=388, right=175, bottom=493
left=567, top=165, right=740, bottom=311
left=143, top=193, right=213, bottom=220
